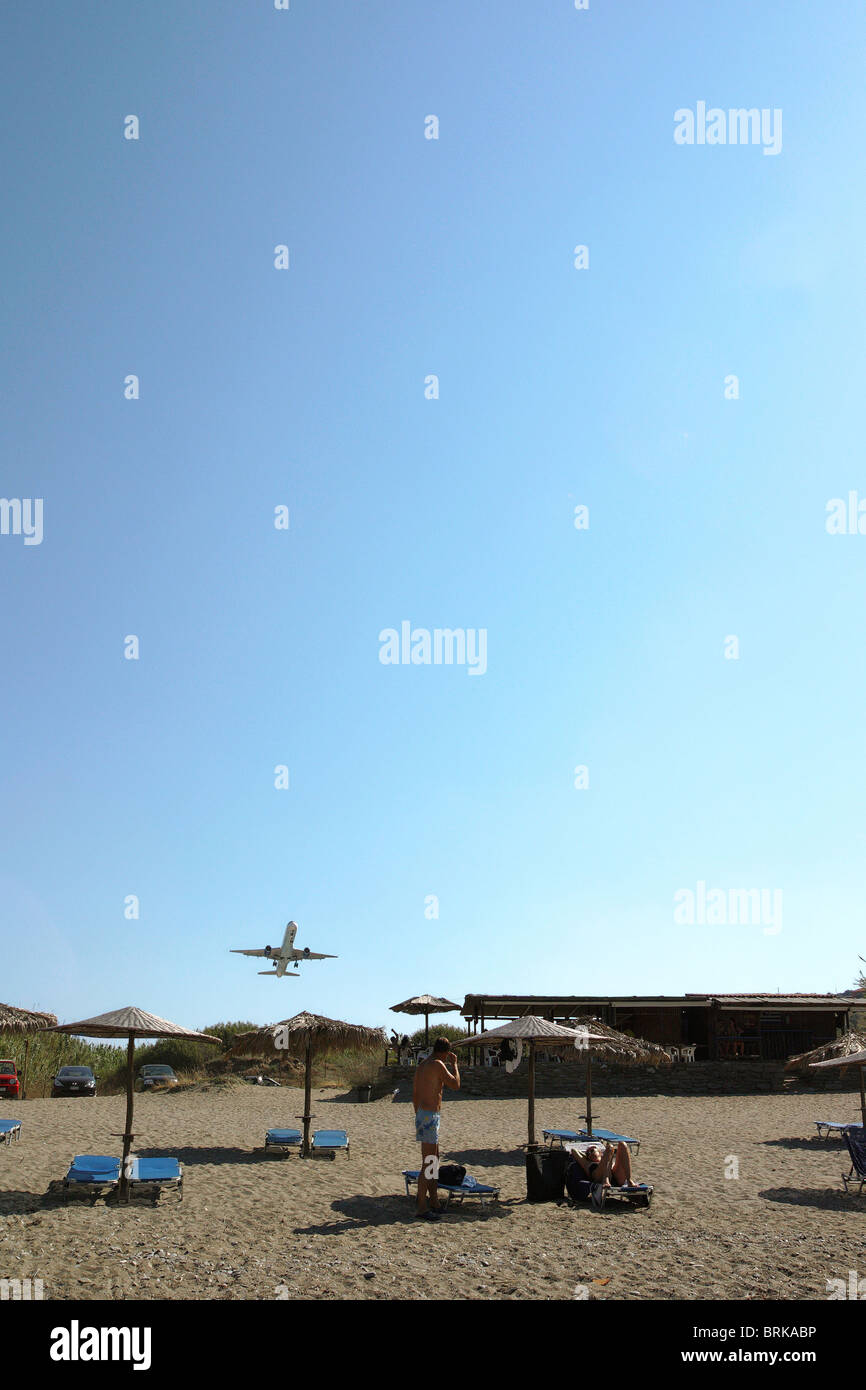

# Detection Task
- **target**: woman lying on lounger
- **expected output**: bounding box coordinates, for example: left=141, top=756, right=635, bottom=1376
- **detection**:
left=571, top=1140, right=633, bottom=1188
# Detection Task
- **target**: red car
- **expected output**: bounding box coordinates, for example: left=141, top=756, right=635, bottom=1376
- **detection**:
left=0, top=1061, right=20, bottom=1100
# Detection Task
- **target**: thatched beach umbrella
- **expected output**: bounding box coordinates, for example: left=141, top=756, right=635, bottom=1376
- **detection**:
left=44, top=1007, right=221, bottom=1198
left=0, top=1002, right=59, bottom=1099
left=785, top=1030, right=866, bottom=1078
left=456, top=1017, right=608, bottom=1147
left=809, top=1045, right=866, bottom=1129
left=564, top=1016, right=673, bottom=1138
left=390, top=995, right=462, bottom=1047
left=231, top=1012, right=386, bottom=1155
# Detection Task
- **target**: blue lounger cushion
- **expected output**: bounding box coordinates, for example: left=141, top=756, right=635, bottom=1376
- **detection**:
left=402, top=1170, right=499, bottom=1204
left=127, top=1158, right=182, bottom=1184
left=544, top=1128, right=640, bottom=1152
left=0, top=1120, right=21, bottom=1142
left=65, top=1155, right=121, bottom=1185
left=265, top=1128, right=302, bottom=1146
left=312, top=1130, right=348, bottom=1148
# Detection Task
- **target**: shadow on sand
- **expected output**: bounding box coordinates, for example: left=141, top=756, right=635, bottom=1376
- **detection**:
left=135, top=1145, right=263, bottom=1166
left=759, top=1185, right=860, bottom=1212
left=761, top=1136, right=848, bottom=1151
left=439, top=1147, right=524, bottom=1170
left=0, top=1188, right=45, bottom=1215
left=292, top=1193, right=513, bottom=1235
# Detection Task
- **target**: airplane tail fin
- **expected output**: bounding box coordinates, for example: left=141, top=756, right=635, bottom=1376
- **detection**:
left=257, top=970, right=279, bottom=976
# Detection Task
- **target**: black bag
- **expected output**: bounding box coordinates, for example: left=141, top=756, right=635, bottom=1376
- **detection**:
left=525, top=1146, right=571, bottom=1202
left=564, top=1159, right=593, bottom=1203
left=437, top=1163, right=466, bottom=1187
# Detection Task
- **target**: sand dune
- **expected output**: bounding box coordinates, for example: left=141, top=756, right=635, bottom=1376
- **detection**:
left=0, top=1082, right=863, bottom=1300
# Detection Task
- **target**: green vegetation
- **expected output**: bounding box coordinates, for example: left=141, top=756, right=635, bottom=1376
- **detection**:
left=0, top=1032, right=125, bottom=1096
left=405, top=1023, right=469, bottom=1046
left=0, top=1021, right=258, bottom=1097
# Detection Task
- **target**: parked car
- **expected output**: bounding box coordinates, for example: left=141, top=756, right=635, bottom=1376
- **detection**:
left=135, top=1064, right=178, bottom=1092
left=0, top=1061, right=20, bottom=1100
left=51, top=1065, right=96, bottom=1098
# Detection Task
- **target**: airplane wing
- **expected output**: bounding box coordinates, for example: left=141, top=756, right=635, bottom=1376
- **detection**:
left=291, top=951, right=338, bottom=961
left=231, top=949, right=271, bottom=958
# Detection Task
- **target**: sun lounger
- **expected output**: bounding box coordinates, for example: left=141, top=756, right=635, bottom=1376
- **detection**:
left=126, top=1156, right=183, bottom=1200
left=814, top=1120, right=863, bottom=1140
left=841, top=1126, right=866, bottom=1196
left=543, top=1127, right=640, bottom=1155
left=402, top=1170, right=500, bottom=1209
left=311, top=1129, right=350, bottom=1159
left=265, top=1128, right=302, bottom=1154
left=566, top=1174, right=654, bottom=1210
left=63, top=1155, right=121, bottom=1200
left=0, top=1120, right=21, bottom=1146
left=593, top=1181, right=653, bottom=1210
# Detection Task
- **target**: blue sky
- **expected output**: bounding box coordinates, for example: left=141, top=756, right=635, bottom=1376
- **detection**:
left=2, top=1, right=865, bottom=1036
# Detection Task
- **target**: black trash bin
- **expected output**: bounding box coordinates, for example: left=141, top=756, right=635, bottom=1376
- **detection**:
left=525, top=1144, right=571, bottom=1202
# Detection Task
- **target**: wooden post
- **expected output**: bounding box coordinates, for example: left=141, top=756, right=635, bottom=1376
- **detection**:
left=708, top=1002, right=719, bottom=1062
left=302, top=1037, right=313, bottom=1156
left=584, top=1053, right=593, bottom=1137
left=21, top=1037, right=30, bottom=1101
left=859, top=1064, right=866, bottom=1130
left=527, top=1040, right=536, bottom=1147
left=120, top=1036, right=135, bottom=1201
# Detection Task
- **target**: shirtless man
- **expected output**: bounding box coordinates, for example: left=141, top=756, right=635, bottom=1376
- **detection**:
left=412, top=1037, right=460, bottom=1220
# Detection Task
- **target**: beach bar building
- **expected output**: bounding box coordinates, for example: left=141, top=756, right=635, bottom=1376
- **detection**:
left=462, top=993, right=850, bottom=1063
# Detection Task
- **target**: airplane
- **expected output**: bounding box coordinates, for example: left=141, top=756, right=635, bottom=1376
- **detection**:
left=230, top=921, right=337, bottom=977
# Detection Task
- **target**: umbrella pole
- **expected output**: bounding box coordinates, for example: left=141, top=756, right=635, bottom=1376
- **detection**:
left=302, top=1038, right=313, bottom=1157
left=527, top=1040, right=536, bottom=1147
left=22, top=1038, right=30, bottom=1101
left=860, top=1065, right=866, bottom=1131
left=585, top=1054, right=593, bottom=1138
left=120, top=1036, right=135, bottom=1201
left=425, top=1013, right=429, bottom=1047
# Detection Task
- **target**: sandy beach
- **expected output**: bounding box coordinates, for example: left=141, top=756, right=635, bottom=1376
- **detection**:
left=0, top=1082, right=863, bottom=1301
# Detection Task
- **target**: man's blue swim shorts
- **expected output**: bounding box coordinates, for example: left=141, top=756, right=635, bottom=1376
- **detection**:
left=415, top=1109, right=441, bottom=1144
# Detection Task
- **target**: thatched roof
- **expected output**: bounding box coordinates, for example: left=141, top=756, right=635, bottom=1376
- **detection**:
left=390, top=995, right=461, bottom=1015
left=566, top=1016, right=674, bottom=1066
left=785, top=1030, right=866, bottom=1076
left=230, top=1012, right=386, bottom=1061
left=0, top=1003, right=58, bottom=1034
left=455, top=1015, right=606, bottom=1045
left=46, top=1006, right=221, bottom=1043
left=811, top=1048, right=866, bottom=1071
